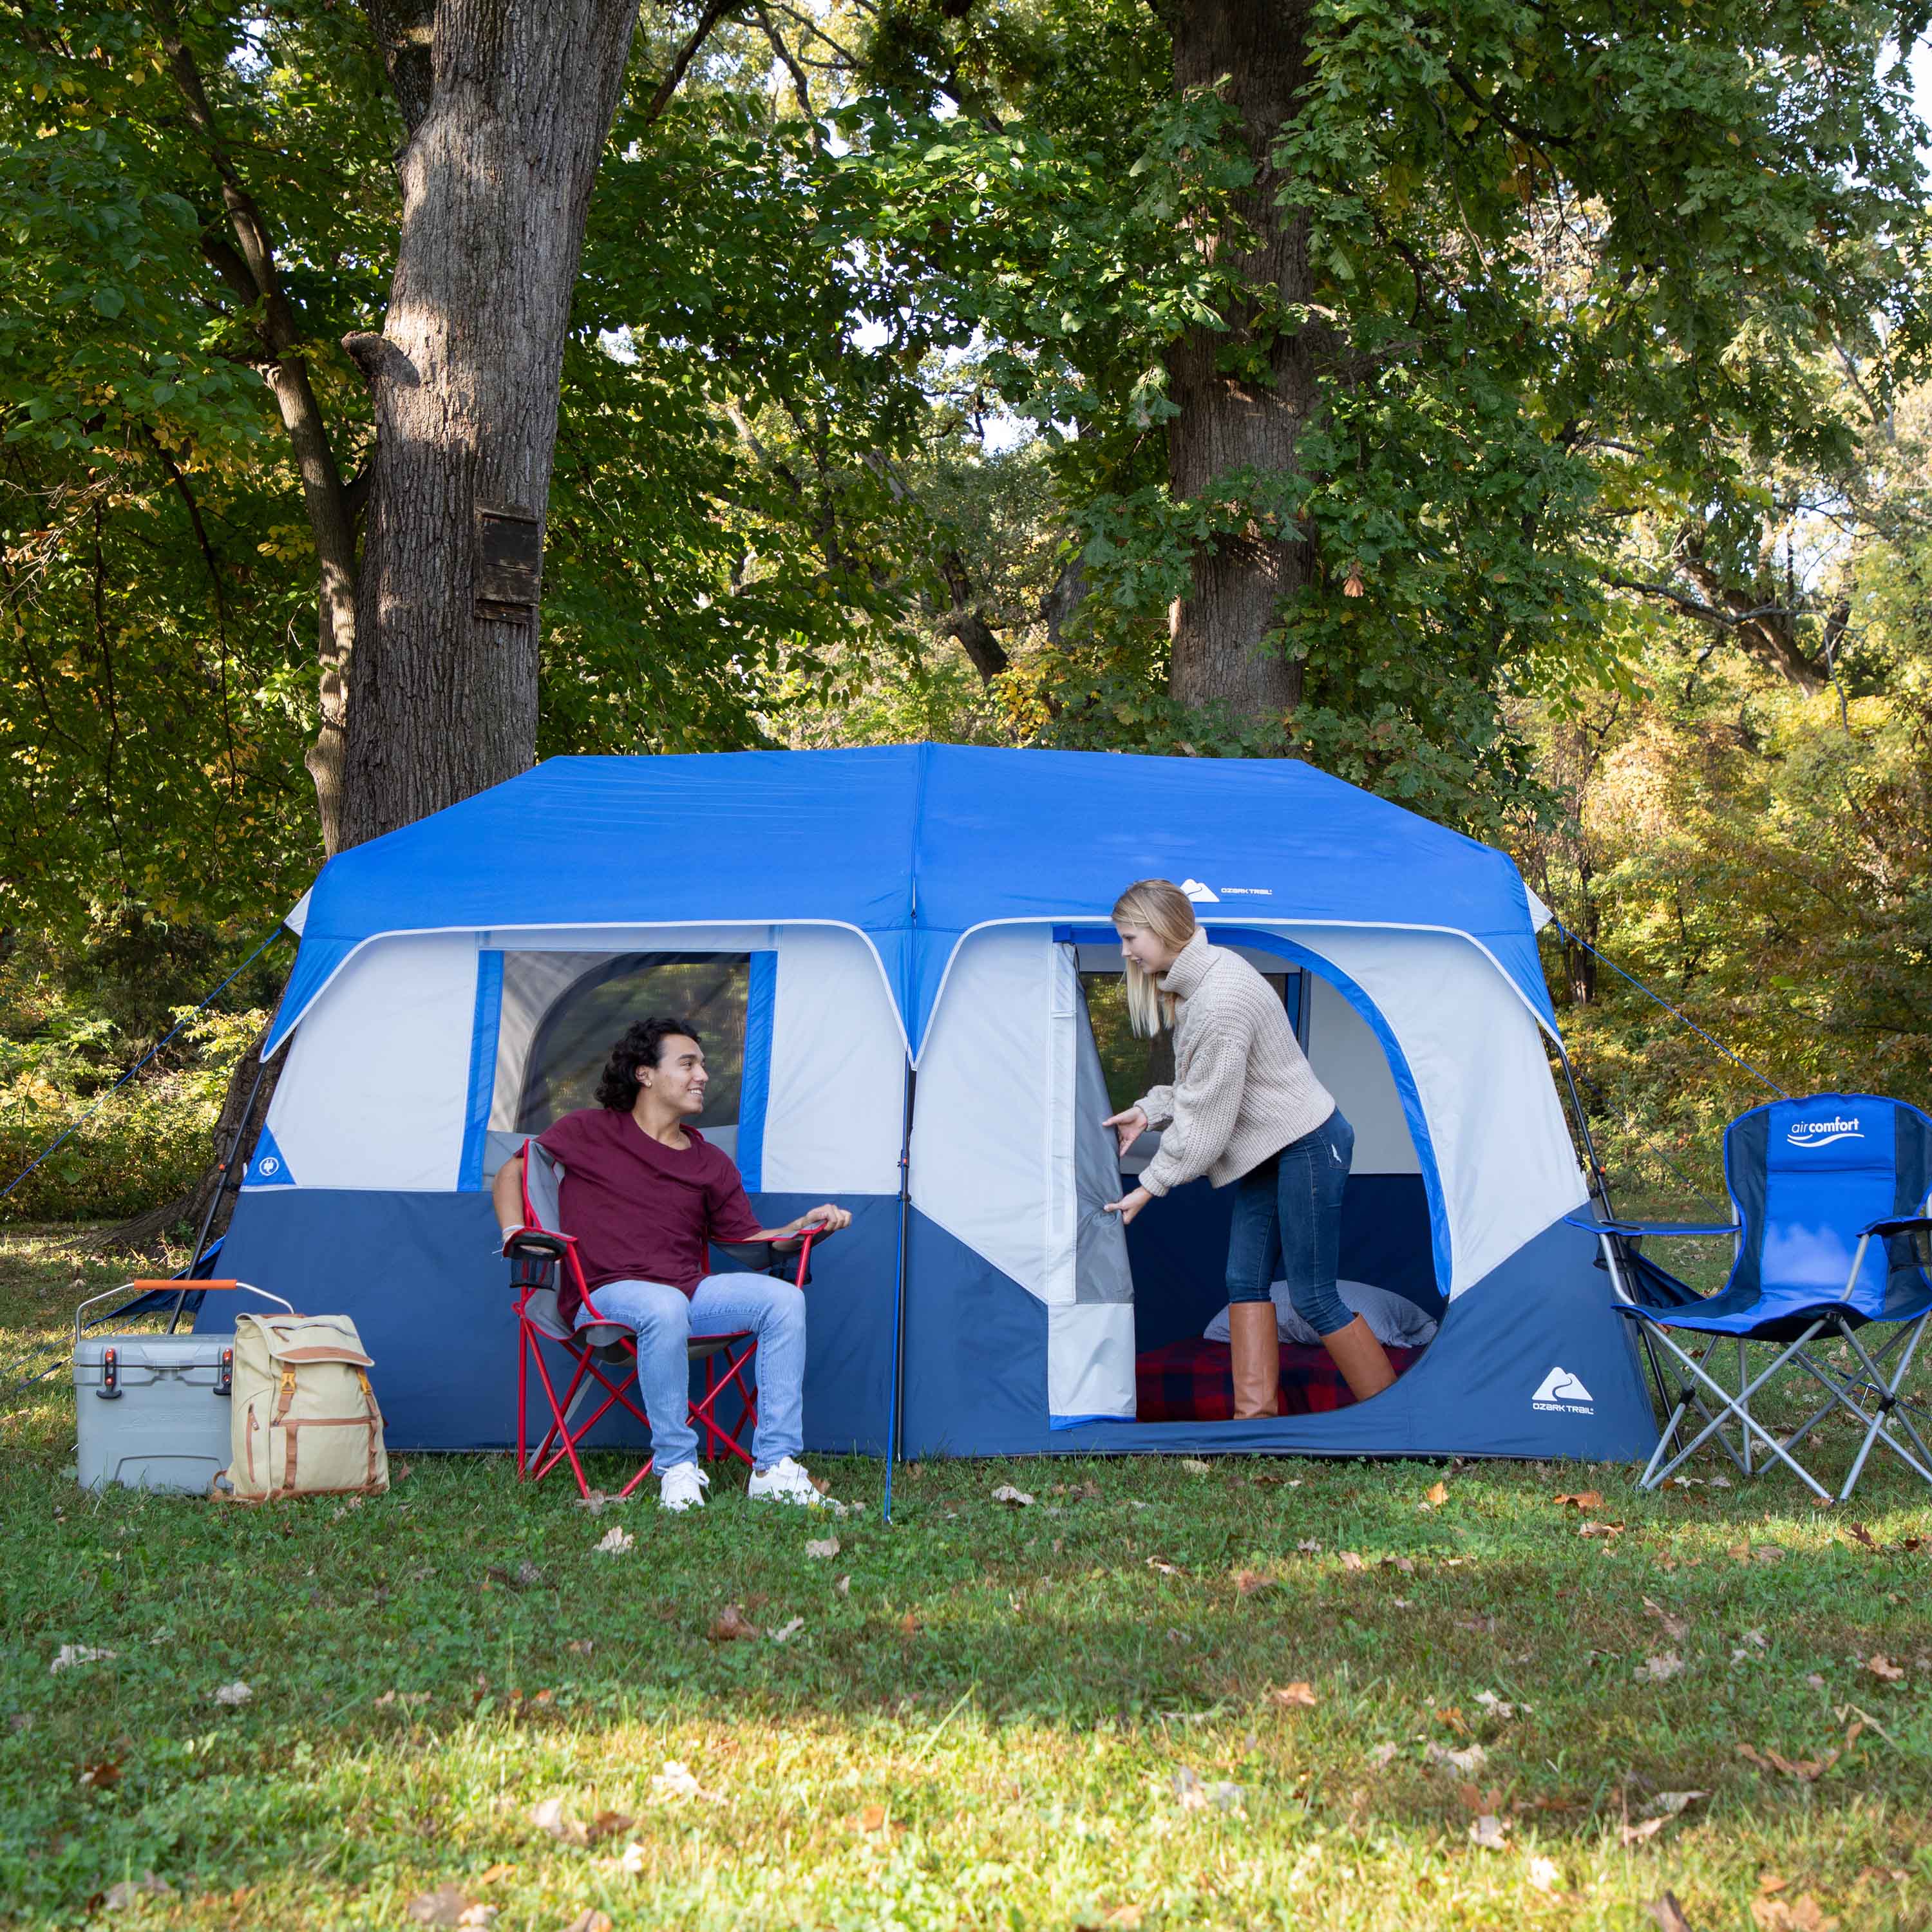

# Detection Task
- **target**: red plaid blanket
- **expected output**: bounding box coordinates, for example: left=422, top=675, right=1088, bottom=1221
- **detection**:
left=1135, top=1337, right=1423, bottom=1423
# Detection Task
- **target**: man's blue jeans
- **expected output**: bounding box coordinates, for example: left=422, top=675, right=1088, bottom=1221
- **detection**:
left=1224, top=1108, right=1356, bottom=1338
left=576, top=1273, right=806, bottom=1472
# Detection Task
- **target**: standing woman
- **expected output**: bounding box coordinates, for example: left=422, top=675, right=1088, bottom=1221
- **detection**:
left=1102, top=879, right=1397, bottom=1419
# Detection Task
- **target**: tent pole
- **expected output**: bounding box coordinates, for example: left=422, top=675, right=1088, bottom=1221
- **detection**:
left=1553, top=1038, right=1615, bottom=1220
left=882, top=1060, right=916, bottom=1523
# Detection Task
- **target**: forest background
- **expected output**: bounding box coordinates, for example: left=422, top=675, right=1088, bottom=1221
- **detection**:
left=3, top=0, right=1931, bottom=1235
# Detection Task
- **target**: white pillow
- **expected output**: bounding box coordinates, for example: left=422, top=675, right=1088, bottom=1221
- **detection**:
left=1204, top=1279, right=1439, bottom=1350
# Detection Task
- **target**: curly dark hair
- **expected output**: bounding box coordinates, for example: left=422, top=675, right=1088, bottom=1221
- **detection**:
left=594, top=1016, right=704, bottom=1110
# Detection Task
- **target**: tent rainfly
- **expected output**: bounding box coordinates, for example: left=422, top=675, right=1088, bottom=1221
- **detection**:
left=209, top=744, right=1655, bottom=1460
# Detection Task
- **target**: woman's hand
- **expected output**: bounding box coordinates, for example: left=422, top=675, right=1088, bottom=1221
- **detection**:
left=1103, top=1106, right=1150, bottom=1156
left=1104, top=1186, right=1151, bottom=1226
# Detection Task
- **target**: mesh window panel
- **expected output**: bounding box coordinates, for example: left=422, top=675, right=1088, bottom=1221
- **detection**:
left=515, top=954, right=750, bottom=1133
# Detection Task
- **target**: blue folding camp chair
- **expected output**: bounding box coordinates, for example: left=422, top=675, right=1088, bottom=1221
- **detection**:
left=1580, top=1094, right=1932, bottom=1502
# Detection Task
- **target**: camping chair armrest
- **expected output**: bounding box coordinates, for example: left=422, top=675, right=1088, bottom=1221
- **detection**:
left=1564, top=1214, right=1739, bottom=1239
left=506, top=1229, right=573, bottom=1262
left=1862, top=1215, right=1932, bottom=1239
left=769, top=1220, right=838, bottom=1256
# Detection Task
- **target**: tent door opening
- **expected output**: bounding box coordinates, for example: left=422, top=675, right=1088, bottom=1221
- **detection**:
left=1069, top=940, right=1443, bottom=1389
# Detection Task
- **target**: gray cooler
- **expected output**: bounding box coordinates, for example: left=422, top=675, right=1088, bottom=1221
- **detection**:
left=72, top=1282, right=290, bottom=1494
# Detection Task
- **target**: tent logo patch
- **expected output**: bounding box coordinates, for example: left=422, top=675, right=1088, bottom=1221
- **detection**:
left=1180, top=878, right=1220, bottom=904
left=1786, top=1115, right=1862, bottom=1148
left=245, top=1129, right=296, bottom=1189
left=1531, top=1366, right=1594, bottom=1416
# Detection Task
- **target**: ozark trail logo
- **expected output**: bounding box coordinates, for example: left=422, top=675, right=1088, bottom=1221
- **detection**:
left=1786, top=1115, right=1862, bottom=1149
left=1531, top=1366, right=1594, bottom=1416
left=1179, top=879, right=1275, bottom=904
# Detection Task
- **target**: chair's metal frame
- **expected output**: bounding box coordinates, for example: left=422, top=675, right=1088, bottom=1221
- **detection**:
left=1593, top=1214, right=1932, bottom=1502
left=507, top=1144, right=819, bottom=1501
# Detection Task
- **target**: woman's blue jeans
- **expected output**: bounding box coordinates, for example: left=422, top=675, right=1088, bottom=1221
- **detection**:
left=1224, top=1108, right=1355, bottom=1337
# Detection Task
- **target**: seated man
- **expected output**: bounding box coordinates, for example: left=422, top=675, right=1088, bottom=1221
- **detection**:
left=493, top=1014, right=851, bottom=1513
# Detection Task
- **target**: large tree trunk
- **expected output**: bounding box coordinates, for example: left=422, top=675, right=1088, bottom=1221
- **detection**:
left=339, top=0, right=645, bottom=849
left=1161, top=0, right=1318, bottom=727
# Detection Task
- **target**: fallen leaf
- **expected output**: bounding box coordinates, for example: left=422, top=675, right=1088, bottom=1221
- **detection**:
left=527, top=1797, right=588, bottom=1845
left=1553, top=1490, right=1603, bottom=1510
left=1738, top=1741, right=1839, bottom=1781
left=804, top=1537, right=840, bottom=1560
left=768, top=1616, right=806, bottom=1643
left=593, top=1526, right=634, bottom=1557
left=478, top=1865, right=515, bottom=1886
left=1633, top=1653, right=1684, bottom=1683
left=1752, top=1893, right=1840, bottom=1931
left=1528, top=1855, right=1561, bottom=1893
left=565, top=1640, right=594, bottom=1658
left=708, top=1604, right=761, bottom=1643
left=1620, top=1815, right=1669, bottom=1844
left=1271, top=1681, right=1318, bottom=1709
left=649, top=1759, right=714, bottom=1803
left=1752, top=1544, right=1788, bottom=1564
left=560, top=1913, right=612, bottom=1932
left=1423, top=1741, right=1487, bottom=1774
left=835, top=1575, right=851, bottom=1598
left=1468, top=1814, right=1510, bottom=1850
left=1180, top=1458, right=1213, bottom=1474
left=585, top=1809, right=633, bottom=1845
left=898, top=1610, right=920, bottom=1637
left=1473, top=1690, right=1519, bottom=1720
left=1864, top=1654, right=1905, bottom=1681
left=1420, top=1481, right=1448, bottom=1510
left=1171, top=1766, right=1206, bottom=1810
left=1232, top=1569, right=1274, bottom=1596
left=1578, top=1519, right=1626, bottom=1539
left=1146, top=1557, right=1183, bottom=1577
left=102, top=1873, right=173, bottom=1910
left=212, top=1680, right=252, bottom=1706
left=79, top=1757, right=121, bottom=1788
left=1642, top=1790, right=1709, bottom=1819
left=1103, top=1909, right=1144, bottom=1928
left=405, top=1884, right=484, bottom=1928
left=1296, top=1538, right=1322, bottom=1554
left=1381, top=1553, right=1416, bottom=1573
left=615, top=1843, right=647, bottom=1876
left=1642, top=1596, right=1690, bottom=1642
left=1649, top=1895, right=1694, bottom=1932
left=857, top=1802, right=889, bottom=1831
left=1365, top=1741, right=1399, bottom=1767
left=992, top=1484, right=1034, bottom=1506
left=50, top=1644, right=117, bottom=1674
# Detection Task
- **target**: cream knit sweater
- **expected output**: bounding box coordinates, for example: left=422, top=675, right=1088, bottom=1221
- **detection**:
left=1133, top=928, right=1336, bottom=1197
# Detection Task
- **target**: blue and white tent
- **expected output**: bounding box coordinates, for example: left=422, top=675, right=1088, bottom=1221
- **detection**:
left=213, top=744, right=1656, bottom=1461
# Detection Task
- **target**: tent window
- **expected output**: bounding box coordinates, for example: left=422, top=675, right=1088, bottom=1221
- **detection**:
left=515, top=952, right=750, bottom=1133
left=1079, top=968, right=1302, bottom=1116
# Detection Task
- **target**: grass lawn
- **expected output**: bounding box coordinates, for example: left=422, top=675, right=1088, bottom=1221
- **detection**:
left=2, top=1226, right=1929, bottom=1931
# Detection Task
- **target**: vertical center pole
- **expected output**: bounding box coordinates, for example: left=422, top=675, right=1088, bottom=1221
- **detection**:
left=883, top=1059, right=916, bottom=1523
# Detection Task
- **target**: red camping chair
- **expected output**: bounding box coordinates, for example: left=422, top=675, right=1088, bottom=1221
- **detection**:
left=506, top=1139, right=824, bottom=1499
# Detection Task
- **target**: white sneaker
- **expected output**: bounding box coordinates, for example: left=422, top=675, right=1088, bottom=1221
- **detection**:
left=746, top=1455, right=824, bottom=1507
left=658, top=1463, right=710, bottom=1513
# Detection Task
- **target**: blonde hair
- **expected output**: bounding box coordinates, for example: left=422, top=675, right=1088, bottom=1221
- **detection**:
left=1112, top=879, right=1198, bottom=1038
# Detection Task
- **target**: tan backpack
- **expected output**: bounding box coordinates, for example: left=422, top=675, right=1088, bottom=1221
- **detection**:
left=214, top=1312, right=388, bottom=1502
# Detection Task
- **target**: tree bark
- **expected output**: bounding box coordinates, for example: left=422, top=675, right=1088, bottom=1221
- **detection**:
left=1159, top=0, right=1317, bottom=728
left=339, top=0, right=645, bottom=849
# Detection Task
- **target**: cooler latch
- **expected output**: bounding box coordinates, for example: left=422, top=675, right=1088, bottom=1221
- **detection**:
left=216, top=1347, right=232, bottom=1397
left=97, top=1346, right=121, bottom=1399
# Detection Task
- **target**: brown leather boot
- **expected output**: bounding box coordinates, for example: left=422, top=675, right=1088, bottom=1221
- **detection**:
left=1228, top=1302, right=1282, bottom=1419
left=1322, top=1313, right=1397, bottom=1403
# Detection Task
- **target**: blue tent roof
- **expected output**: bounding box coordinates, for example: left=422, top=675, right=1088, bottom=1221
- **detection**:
left=267, top=744, right=1555, bottom=1057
